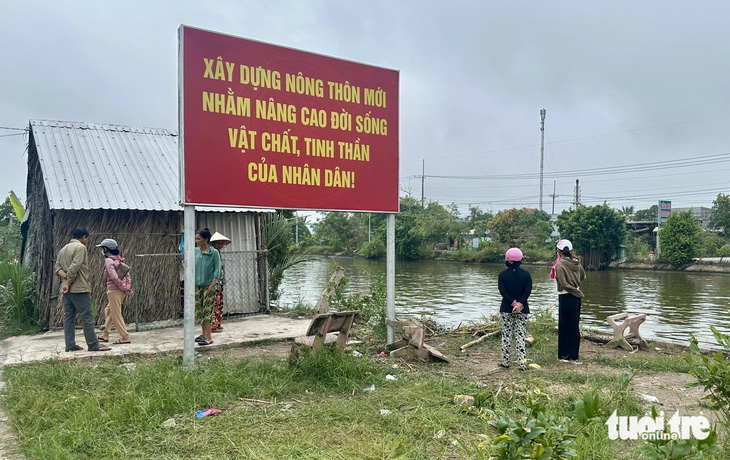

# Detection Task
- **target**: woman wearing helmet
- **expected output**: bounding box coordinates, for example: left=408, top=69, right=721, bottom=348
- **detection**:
left=96, top=238, right=133, bottom=344
left=497, top=247, right=532, bottom=370
left=554, top=239, right=586, bottom=364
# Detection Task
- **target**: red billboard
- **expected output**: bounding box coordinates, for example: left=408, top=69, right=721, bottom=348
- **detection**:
left=179, top=26, right=399, bottom=212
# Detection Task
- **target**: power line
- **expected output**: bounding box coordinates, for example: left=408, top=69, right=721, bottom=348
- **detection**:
left=417, top=152, right=730, bottom=180
left=401, top=113, right=730, bottom=164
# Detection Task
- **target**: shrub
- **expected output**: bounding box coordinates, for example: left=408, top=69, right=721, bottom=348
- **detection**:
left=331, top=276, right=387, bottom=339
left=360, top=238, right=385, bottom=259
left=0, top=261, right=39, bottom=334
left=718, top=244, right=730, bottom=257
left=659, top=211, right=701, bottom=266
left=684, top=326, right=730, bottom=425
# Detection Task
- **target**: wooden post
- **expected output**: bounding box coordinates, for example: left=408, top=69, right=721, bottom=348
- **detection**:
left=313, top=265, right=345, bottom=314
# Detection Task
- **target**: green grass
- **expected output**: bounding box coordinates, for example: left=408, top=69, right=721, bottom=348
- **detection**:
left=591, top=353, right=695, bottom=373
left=1, top=347, right=486, bottom=459
left=2, top=314, right=727, bottom=459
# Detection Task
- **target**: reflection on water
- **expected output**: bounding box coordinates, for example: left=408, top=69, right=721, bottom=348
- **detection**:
left=277, top=256, right=730, bottom=348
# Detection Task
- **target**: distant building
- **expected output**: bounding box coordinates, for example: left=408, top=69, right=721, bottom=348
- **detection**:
left=672, top=207, right=713, bottom=229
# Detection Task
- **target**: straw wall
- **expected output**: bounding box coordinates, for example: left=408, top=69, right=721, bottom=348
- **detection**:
left=51, top=209, right=183, bottom=327
left=24, top=139, right=56, bottom=327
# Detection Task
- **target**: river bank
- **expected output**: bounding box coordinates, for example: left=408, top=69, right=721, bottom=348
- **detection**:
left=608, top=259, right=730, bottom=273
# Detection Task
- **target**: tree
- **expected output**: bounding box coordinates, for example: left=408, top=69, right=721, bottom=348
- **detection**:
left=619, top=205, right=635, bottom=220
left=634, top=205, right=658, bottom=222
left=659, top=211, right=701, bottom=266
left=314, top=212, right=365, bottom=252
left=699, top=231, right=726, bottom=258
left=556, top=204, right=626, bottom=268
left=487, top=208, right=552, bottom=247
left=0, top=195, right=23, bottom=260
left=413, top=201, right=462, bottom=248
left=467, top=206, right=492, bottom=237
left=709, top=193, right=730, bottom=234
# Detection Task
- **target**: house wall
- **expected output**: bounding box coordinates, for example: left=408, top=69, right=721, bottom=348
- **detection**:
left=23, top=140, right=56, bottom=326
left=52, top=209, right=183, bottom=327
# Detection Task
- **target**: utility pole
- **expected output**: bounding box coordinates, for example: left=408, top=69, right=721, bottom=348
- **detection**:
left=421, top=159, right=425, bottom=208
left=573, top=179, right=581, bottom=208
left=539, top=108, right=546, bottom=212
left=549, top=181, right=559, bottom=216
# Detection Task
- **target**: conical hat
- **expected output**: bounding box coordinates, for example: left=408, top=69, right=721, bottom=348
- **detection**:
left=210, top=232, right=231, bottom=245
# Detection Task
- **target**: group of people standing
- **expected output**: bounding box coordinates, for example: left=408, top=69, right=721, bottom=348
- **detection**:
left=54, top=226, right=232, bottom=352
left=497, top=238, right=587, bottom=370
left=55, top=227, right=133, bottom=352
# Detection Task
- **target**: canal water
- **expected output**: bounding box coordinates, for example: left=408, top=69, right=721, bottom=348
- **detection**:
left=277, top=256, right=730, bottom=348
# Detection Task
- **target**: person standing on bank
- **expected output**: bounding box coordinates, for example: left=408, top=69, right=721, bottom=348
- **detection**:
left=54, top=227, right=111, bottom=352
left=497, top=247, right=532, bottom=370
left=554, top=239, right=587, bottom=364
left=194, top=228, right=221, bottom=346
left=209, top=232, right=231, bottom=333
left=96, top=238, right=133, bottom=344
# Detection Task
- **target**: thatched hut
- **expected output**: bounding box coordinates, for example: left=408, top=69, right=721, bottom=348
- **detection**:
left=23, top=119, right=269, bottom=328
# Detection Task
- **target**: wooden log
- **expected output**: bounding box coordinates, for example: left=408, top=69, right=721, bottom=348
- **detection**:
left=582, top=332, right=647, bottom=349
left=460, top=329, right=501, bottom=350
left=313, top=265, right=345, bottom=314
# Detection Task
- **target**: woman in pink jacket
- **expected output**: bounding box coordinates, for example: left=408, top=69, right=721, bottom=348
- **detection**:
left=96, top=238, right=133, bottom=344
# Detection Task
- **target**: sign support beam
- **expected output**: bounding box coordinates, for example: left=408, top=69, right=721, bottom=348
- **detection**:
left=386, top=213, right=395, bottom=344
left=182, top=205, right=195, bottom=366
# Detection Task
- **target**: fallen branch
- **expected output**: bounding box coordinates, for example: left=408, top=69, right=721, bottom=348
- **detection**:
left=460, top=329, right=501, bottom=350
left=238, top=397, right=270, bottom=406
left=582, top=332, right=646, bottom=348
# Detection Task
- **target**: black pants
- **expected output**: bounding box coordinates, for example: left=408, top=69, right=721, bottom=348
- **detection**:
left=558, top=294, right=581, bottom=360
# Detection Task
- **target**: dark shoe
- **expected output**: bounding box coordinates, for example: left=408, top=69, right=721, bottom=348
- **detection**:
left=195, top=335, right=206, bottom=343
left=197, top=338, right=213, bottom=346
left=65, top=345, right=83, bottom=352
left=89, top=345, right=111, bottom=351
left=113, top=340, right=131, bottom=344
left=498, top=362, right=510, bottom=369
left=97, top=336, right=109, bottom=342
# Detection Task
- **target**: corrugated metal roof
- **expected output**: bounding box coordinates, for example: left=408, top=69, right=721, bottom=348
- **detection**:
left=30, top=120, right=271, bottom=213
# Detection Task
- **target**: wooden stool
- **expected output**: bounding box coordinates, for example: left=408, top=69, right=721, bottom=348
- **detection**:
left=606, top=313, right=647, bottom=351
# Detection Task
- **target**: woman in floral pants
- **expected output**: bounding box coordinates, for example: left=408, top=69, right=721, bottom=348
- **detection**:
left=497, top=247, right=532, bottom=370
left=210, top=232, right=231, bottom=332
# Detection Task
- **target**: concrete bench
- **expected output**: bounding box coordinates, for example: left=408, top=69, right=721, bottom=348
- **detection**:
left=606, top=313, right=648, bottom=351
left=290, top=310, right=361, bottom=358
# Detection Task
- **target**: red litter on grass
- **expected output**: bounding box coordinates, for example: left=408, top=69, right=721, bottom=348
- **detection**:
left=196, top=408, right=222, bottom=418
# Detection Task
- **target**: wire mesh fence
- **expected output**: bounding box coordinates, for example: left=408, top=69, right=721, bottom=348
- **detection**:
left=220, top=250, right=268, bottom=315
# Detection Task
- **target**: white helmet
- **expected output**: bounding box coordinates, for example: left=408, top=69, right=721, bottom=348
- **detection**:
left=556, top=239, right=573, bottom=251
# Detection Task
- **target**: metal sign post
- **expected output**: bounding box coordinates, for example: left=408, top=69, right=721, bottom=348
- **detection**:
left=386, top=213, right=395, bottom=344
left=182, top=205, right=195, bottom=366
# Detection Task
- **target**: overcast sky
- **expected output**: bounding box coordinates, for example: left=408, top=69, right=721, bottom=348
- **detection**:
left=2, top=1, right=729, bottom=217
